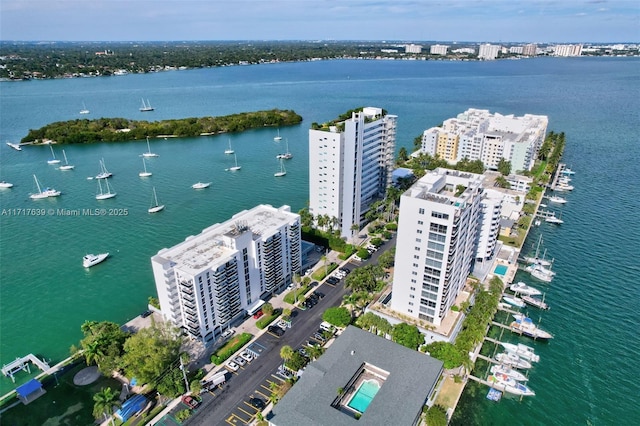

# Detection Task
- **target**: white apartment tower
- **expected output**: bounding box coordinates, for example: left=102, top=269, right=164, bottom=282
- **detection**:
left=478, top=44, right=500, bottom=60
left=553, top=44, right=583, bottom=57
left=391, top=169, right=483, bottom=326
left=475, top=188, right=504, bottom=261
left=420, top=108, right=548, bottom=172
left=405, top=44, right=423, bottom=54
left=309, top=107, right=397, bottom=239
left=430, top=44, right=449, bottom=55
left=151, top=204, right=301, bottom=345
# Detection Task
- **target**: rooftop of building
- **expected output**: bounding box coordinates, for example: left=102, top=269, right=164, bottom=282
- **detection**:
left=405, top=168, right=484, bottom=206
left=311, top=106, right=389, bottom=131
left=270, top=326, right=443, bottom=426
left=153, top=204, right=297, bottom=274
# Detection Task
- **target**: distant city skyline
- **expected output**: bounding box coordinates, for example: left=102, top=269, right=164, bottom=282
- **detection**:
left=0, top=0, right=638, bottom=43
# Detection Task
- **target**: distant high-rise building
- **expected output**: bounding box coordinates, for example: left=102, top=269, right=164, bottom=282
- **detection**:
left=475, top=188, right=504, bottom=261
left=430, top=44, right=449, bottom=55
left=309, top=107, right=397, bottom=239
left=405, top=44, right=423, bottom=54
left=553, top=44, right=583, bottom=57
left=419, top=108, right=548, bottom=172
left=391, top=168, right=484, bottom=325
left=523, top=43, right=538, bottom=56
left=509, top=46, right=524, bottom=55
left=151, top=204, right=301, bottom=345
left=478, top=44, right=501, bottom=60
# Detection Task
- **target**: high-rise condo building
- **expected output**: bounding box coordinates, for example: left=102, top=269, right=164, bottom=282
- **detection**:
left=391, top=168, right=483, bottom=326
left=478, top=44, right=501, bottom=60
left=430, top=44, right=449, bottom=55
left=405, top=44, right=423, bottom=54
left=420, top=108, right=548, bottom=172
left=308, top=107, right=397, bottom=239
left=151, top=204, right=301, bottom=345
left=553, top=44, right=583, bottom=57
left=475, top=188, right=504, bottom=261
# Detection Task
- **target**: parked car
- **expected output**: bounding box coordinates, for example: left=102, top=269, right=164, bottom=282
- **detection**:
left=313, top=333, right=327, bottom=344
left=353, top=255, right=363, bottom=262
left=141, top=310, right=152, bottom=318
left=339, top=267, right=351, bottom=274
left=296, top=347, right=308, bottom=357
left=278, top=367, right=295, bottom=379
left=313, top=291, right=325, bottom=299
left=234, top=356, right=247, bottom=366
left=326, top=277, right=339, bottom=285
left=253, top=310, right=264, bottom=319
left=239, top=351, right=253, bottom=363
left=225, top=360, right=239, bottom=372
left=320, top=321, right=335, bottom=333
left=249, top=397, right=266, bottom=410
left=268, top=325, right=285, bottom=337
left=182, top=395, right=200, bottom=409
left=309, top=281, right=319, bottom=288
left=277, top=319, right=289, bottom=330
left=221, top=328, right=235, bottom=339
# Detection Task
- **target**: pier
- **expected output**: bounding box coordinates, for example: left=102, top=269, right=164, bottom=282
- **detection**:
left=549, top=162, right=567, bottom=191
left=1, top=354, right=51, bottom=383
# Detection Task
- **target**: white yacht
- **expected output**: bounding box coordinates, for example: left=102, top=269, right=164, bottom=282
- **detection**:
left=58, top=150, right=75, bottom=170
left=490, top=364, right=528, bottom=382
left=548, top=195, right=567, bottom=204
left=6, top=142, right=22, bottom=151
left=96, top=159, right=113, bottom=179
left=142, top=136, right=159, bottom=157
left=96, top=179, right=116, bottom=200
left=192, top=182, right=211, bottom=189
left=30, top=175, right=61, bottom=199
left=488, top=373, right=535, bottom=397
left=274, top=158, right=286, bottom=177
left=495, top=352, right=532, bottom=369
left=502, top=295, right=525, bottom=308
left=274, top=128, right=282, bottom=141
left=500, top=342, right=540, bottom=362
left=139, top=157, right=152, bottom=177
left=140, top=98, right=154, bottom=112
left=545, top=215, right=564, bottom=224
left=509, top=282, right=542, bottom=296
left=83, top=253, right=109, bottom=268
left=47, top=145, right=61, bottom=164
left=148, top=187, right=165, bottom=213
left=228, top=153, right=241, bottom=171
left=224, top=139, right=234, bottom=155
left=0, top=181, right=14, bottom=188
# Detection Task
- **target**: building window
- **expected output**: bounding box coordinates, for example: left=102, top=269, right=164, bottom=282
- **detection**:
left=410, top=286, right=416, bottom=291
left=413, top=263, right=419, bottom=268
left=415, top=247, right=420, bottom=251
left=414, top=255, right=419, bottom=259
left=418, top=208, right=425, bottom=215
left=431, top=211, right=449, bottom=220
left=418, top=220, right=424, bottom=225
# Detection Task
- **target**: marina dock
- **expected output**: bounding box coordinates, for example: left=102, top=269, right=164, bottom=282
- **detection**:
left=1, top=354, right=51, bottom=383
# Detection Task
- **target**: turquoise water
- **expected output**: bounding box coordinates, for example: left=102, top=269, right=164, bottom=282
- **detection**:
left=347, top=379, right=380, bottom=413
left=1, top=58, right=639, bottom=424
left=493, top=265, right=508, bottom=276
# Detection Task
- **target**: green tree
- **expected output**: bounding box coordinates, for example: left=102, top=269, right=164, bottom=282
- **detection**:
left=497, top=158, right=511, bottom=176
left=77, top=320, right=130, bottom=376
left=377, top=248, right=395, bottom=269
left=262, top=302, right=274, bottom=316
left=397, top=146, right=409, bottom=163
left=423, top=341, right=465, bottom=369
left=391, top=323, right=423, bottom=350
left=425, top=404, right=448, bottom=426
left=322, top=307, right=352, bottom=327
left=120, top=322, right=182, bottom=385
left=92, top=387, right=121, bottom=425
left=280, top=345, right=294, bottom=363
left=306, top=344, right=325, bottom=361
left=285, top=352, right=308, bottom=372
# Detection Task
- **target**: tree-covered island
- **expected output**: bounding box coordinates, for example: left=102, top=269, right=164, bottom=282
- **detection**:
left=20, top=108, right=302, bottom=144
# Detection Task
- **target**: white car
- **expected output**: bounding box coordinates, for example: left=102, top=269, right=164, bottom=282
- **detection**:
left=234, top=356, right=247, bottom=366
left=353, top=255, right=363, bottom=262
left=221, top=329, right=235, bottom=339
left=239, top=351, right=253, bottom=363
left=277, top=319, right=289, bottom=330
left=225, top=360, right=239, bottom=372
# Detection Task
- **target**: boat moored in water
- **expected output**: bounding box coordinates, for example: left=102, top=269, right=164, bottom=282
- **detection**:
left=502, top=295, right=526, bottom=308
left=510, top=282, right=542, bottom=296
left=6, top=142, right=22, bottom=151
left=510, top=314, right=553, bottom=341
left=521, top=295, right=550, bottom=310
left=490, top=364, right=529, bottom=382
left=83, top=253, right=109, bottom=268
left=500, top=342, right=540, bottom=362
left=192, top=182, right=211, bottom=189
left=495, top=352, right=532, bottom=369
left=488, top=373, right=536, bottom=396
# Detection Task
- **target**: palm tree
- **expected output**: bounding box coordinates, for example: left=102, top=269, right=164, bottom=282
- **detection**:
left=280, top=345, right=294, bottom=364
left=307, top=345, right=324, bottom=361
left=84, top=340, right=105, bottom=369
left=93, top=387, right=121, bottom=425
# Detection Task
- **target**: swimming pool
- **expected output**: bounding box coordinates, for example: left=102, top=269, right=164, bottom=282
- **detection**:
left=347, top=379, right=380, bottom=413
left=494, top=265, right=508, bottom=276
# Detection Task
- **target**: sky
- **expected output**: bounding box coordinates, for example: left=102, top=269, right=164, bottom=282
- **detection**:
left=0, top=0, right=638, bottom=43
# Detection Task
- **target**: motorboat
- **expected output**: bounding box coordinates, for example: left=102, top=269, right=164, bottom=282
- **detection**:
left=545, top=215, right=564, bottom=224
left=488, top=373, right=535, bottom=396
left=561, top=167, right=575, bottom=175
left=495, top=352, right=532, bottom=369
left=6, top=142, right=22, bottom=151
left=510, top=315, right=553, bottom=341
left=490, top=364, right=528, bottom=382
left=500, top=342, right=540, bottom=362
left=83, top=253, right=109, bottom=268
left=192, top=182, right=211, bottom=189
left=502, top=295, right=525, bottom=308
left=555, top=183, right=574, bottom=191
left=522, top=295, right=550, bottom=310
left=510, top=282, right=542, bottom=296
left=548, top=195, right=567, bottom=204
left=0, top=181, right=14, bottom=188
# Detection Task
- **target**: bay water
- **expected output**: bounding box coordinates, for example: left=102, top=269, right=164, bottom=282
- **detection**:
left=1, top=57, right=638, bottom=424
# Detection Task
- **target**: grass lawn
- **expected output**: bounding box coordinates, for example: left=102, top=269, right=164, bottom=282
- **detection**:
left=1, top=362, right=123, bottom=426
left=434, top=375, right=466, bottom=410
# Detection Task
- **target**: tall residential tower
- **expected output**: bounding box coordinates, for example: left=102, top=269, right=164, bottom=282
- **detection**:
left=308, top=107, right=397, bottom=239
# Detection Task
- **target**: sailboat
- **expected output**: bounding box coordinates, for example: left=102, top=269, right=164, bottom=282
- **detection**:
left=523, top=235, right=551, bottom=267
left=139, top=157, right=152, bottom=177
left=47, top=145, right=61, bottom=164
left=30, top=175, right=61, bottom=199
left=80, top=102, right=90, bottom=115
left=274, top=158, right=287, bottom=177
left=224, top=139, right=234, bottom=155
left=142, top=136, right=158, bottom=157
left=148, top=187, right=165, bottom=213
left=140, top=98, right=154, bottom=112
left=228, top=153, right=241, bottom=171
left=59, top=150, right=75, bottom=170
left=95, top=159, right=113, bottom=179
left=96, top=178, right=116, bottom=200
left=276, top=139, right=293, bottom=159
left=274, top=128, right=282, bottom=141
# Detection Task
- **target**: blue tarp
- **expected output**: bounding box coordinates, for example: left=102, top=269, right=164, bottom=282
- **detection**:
left=16, top=379, right=42, bottom=398
left=115, top=394, right=147, bottom=422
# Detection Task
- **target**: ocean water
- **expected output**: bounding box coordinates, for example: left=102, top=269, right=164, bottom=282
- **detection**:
left=1, top=57, right=639, bottom=424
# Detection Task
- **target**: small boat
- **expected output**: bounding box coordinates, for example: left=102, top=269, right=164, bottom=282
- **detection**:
left=83, top=253, right=109, bottom=268
left=276, top=139, right=293, bottom=159
left=500, top=342, right=540, bottom=362
left=148, top=187, right=165, bottom=213
left=545, top=214, right=564, bottom=224
left=142, top=136, right=158, bottom=157
left=30, top=175, right=61, bottom=199
left=59, top=149, right=75, bottom=170
left=523, top=236, right=552, bottom=267
left=0, top=181, right=14, bottom=188
left=224, top=139, right=234, bottom=155
left=509, top=282, right=542, bottom=296
left=274, top=128, right=282, bottom=141
left=525, top=263, right=555, bottom=283
left=521, top=295, right=550, bottom=310
left=488, top=374, right=535, bottom=397
left=6, top=142, right=22, bottom=151
left=96, top=178, right=116, bottom=200
left=96, top=158, right=113, bottom=179
left=80, top=102, right=90, bottom=115
left=274, top=158, right=286, bottom=177
left=510, top=315, right=553, bottom=341
left=47, top=145, right=61, bottom=164
left=502, top=295, right=525, bottom=308
left=561, top=168, right=575, bottom=175
left=140, top=98, right=154, bottom=112
left=548, top=195, right=567, bottom=204
left=490, top=364, right=528, bottom=382
left=228, top=153, right=241, bottom=171
left=555, top=183, right=574, bottom=191
left=495, top=352, right=532, bottom=369
left=192, top=182, right=211, bottom=189
left=139, top=157, right=152, bottom=177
